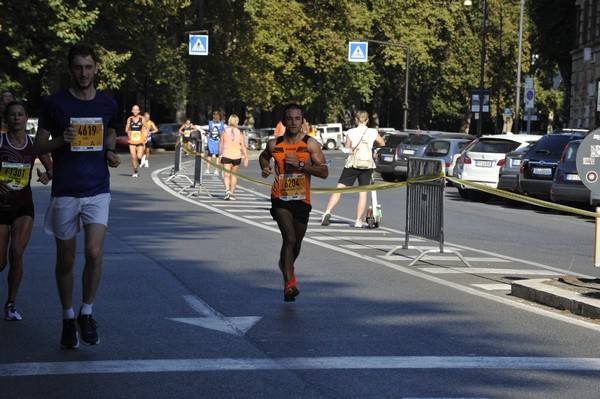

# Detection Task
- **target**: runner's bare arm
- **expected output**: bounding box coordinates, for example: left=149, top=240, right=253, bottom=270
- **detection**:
left=33, top=126, right=76, bottom=155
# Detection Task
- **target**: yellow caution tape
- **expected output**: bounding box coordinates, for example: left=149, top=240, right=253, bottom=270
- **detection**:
left=446, top=176, right=597, bottom=218
left=182, top=146, right=596, bottom=218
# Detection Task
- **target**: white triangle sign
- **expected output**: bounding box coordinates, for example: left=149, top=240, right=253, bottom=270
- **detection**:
left=193, top=39, right=205, bottom=52
left=352, top=46, right=365, bottom=59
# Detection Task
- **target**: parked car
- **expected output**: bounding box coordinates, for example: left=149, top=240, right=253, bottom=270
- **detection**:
left=421, top=137, right=473, bottom=176
left=455, top=134, right=540, bottom=201
left=376, top=131, right=473, bottom=181
left=497, top=142, right=538, bottom=193
left=374, top=131, right=410, bottom=181
left=115, top=132, right=130, bottom=151
left=315, top=123, right=344, bottom=150
left=550, top=140, right=590, bottom=203
left=26, top=117, right=38, bottom=139
left=238, top=126, right=263, bottom=151
left=518, top=132, right=587, bottom=200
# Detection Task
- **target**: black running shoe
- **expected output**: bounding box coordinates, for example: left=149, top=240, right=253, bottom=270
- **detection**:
left=284, top=285, right=300, bottom=302
left=61, top=318, right=79, bottom=349
left=77, top=313, right=99, bottom=345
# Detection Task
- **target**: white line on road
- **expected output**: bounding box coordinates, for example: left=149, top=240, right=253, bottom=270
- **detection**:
left=152, top=167, right=600, bottom=332
left=3, top=356, right=600, bottom=377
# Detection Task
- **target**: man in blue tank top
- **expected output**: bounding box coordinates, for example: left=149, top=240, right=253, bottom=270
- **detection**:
left=34, top=42, right=121, bottom=349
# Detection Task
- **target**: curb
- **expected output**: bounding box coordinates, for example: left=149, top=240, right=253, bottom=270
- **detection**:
left=511, top=278, right=600, bottom=319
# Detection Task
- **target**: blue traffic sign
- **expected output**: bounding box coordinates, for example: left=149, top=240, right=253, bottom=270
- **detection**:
left=189, top=35, right=208, bottom=56
left=348, top=42, right=368, bottom=62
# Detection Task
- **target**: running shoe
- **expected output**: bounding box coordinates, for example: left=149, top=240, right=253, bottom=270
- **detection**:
left=321, top=213, right=331, bottom=226
left=132, top=172, right=138, bottom=178
left=284, top=281, right=300, bottom=302
left=144, top=160, right=149, bottom=168
left=213, top=170, right=219, bottom=175
left=229, top=195, right=236, bottom=201
left=4, top=302, right=22, bottom=321
left=204, top=170, right=211, bottom=175
left=77, top=313, right=99, bottom=345
left=354, top=220, right=363, bottom=228
left=61, top=318, right=79, bottom=349
left=224, top=191, right=231, bottom=200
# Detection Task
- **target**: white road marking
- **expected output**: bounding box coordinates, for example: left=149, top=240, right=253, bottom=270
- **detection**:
left=382, top=256, right=509, bottom=262
left=471, top=283, right=511, bottom=291
left=420, top=267, right=562, bottom=275
left=3, top=356, right=600, bottom=377
left=169, top=295, right=261, bottom=336
left=153, top=167, right=600, bottom=332
left=313, top=236, right=406, bottom=241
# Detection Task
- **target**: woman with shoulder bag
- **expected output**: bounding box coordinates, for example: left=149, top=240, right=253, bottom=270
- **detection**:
left=321, top=110, right=384, bottom=228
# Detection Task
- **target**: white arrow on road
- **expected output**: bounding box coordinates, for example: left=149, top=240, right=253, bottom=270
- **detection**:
left=169, top=295, right=261, bottom=336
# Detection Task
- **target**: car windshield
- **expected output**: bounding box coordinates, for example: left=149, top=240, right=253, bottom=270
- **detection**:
left=531, top=135, right=578, bottom=154
left=385, top=135, right=407, bottom=147
left=470, top=139, right=520, bottom=153
left=563, top=142, right=580, bottom=162
left=403, top=134, right=434, bottom=145
left=424, top=141, right=450, bottom=156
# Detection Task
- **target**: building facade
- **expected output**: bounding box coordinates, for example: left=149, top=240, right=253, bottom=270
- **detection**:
left=571, top=0, right=600, bottom=129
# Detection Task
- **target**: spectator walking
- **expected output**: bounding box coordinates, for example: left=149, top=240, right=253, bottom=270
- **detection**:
left=206, top=111, right=225, bottom=174
left=219, top=114, right=249, bottom=200
left=141, top=111, right=158, bottom=168
left=33, top=42, right=121, bottom=349
left=0, top=100, right=52, bottom=321
left=125, top=104, right=146, bottom=177
left=259, top=103, right=328, bottom=302
left=321, top=110, right=384, bottom=228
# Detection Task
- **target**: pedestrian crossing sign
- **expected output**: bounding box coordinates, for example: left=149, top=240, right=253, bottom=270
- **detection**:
left=348, top=42, right=368, bottom=62
left=189, top=35, right=208, bottom=56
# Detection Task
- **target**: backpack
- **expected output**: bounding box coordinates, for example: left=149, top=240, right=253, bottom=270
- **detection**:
left=346, top=128, right=374, bottom=169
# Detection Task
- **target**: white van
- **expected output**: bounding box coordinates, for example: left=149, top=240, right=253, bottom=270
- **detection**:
left=315, top=123, right=343, bottom=150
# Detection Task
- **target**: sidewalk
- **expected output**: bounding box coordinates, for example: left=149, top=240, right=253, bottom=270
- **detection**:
left=512, top=277, right=600, bottom=319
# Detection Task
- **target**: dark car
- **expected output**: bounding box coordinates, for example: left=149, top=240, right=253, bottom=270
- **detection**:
left=497, top=142, right=536, bottom=193
left=151, top=123, right=202, bottom=150
left=374, top=132, right=410, bottom=181
left=550, top=140, right=590, bottom=203
left=519, top=132, right=587, bottom=200
left=376, top=131, right=473, bottom=181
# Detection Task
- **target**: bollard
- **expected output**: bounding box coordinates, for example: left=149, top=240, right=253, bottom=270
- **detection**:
left=596, top=207, right=600, bottom=267
left=172, top=135, right=182, bottom=175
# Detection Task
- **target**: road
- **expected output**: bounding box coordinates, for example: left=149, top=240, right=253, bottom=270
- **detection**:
left=2, top=150, right=600, bottom=398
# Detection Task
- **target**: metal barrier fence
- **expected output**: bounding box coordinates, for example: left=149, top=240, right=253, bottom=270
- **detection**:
left=386, top=157, right=471, bottom=267
left=166, top=132, right=211, bottom=197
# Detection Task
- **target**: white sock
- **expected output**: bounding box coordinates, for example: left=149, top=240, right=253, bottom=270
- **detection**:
left=63, top=307, right=75, bottom=320
left=80, top=302, right=93, bottom=316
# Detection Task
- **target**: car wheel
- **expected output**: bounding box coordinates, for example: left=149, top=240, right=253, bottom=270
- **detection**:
left=248, top=139, right=258, bottom=151
left=381, top=173, right=395, bottom=182
left=325, top=140, right=336, bottom=151
left=468, top=190, right=491, bottom=202
left=457, top=187, right=469, bottom=199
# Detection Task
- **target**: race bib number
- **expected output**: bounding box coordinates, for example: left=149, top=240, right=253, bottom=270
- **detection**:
left=278, top=173, right=306, bottom=201
left=131, top=131, right=142, bottom=142
left=0, top=162, right=30, bottom=190
left=70, top=117, right=104, bottom=151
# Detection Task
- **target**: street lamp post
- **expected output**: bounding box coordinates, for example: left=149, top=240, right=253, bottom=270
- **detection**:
left=514, top=0, right=525, bottom=133
left=465, top=0, right=488, bottom=137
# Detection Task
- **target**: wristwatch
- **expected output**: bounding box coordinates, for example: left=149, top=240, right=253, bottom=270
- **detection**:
left=299, top=161, right=305, bottom=172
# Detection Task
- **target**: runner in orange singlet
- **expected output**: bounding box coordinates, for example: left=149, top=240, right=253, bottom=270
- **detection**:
left=259, top=103, right=328, bottom=302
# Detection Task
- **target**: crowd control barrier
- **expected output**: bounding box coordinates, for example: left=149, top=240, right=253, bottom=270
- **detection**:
left=386, top=157, right=472, bottom=267
left=166, top=133, right=211, bottom=197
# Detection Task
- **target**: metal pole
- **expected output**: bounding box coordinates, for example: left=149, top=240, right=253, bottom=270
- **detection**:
left=515, top=0, right=525, bottom=133
left=477, top=0, right=488, bottom=137
left=403, top=47, right=410, bottom=131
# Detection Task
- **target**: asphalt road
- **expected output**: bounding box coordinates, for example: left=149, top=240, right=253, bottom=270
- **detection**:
left=2, top=149, right=600, bottom=398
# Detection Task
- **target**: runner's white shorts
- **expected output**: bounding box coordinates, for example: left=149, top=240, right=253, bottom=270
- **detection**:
left=44, top=193, right=111, bottom=240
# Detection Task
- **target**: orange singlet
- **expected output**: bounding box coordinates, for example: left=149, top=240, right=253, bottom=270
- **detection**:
left=270, top=136, right=311, bottom=204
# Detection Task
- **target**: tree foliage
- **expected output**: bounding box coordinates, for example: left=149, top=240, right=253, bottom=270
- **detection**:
left=0, top=0, right=576, bottom=130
